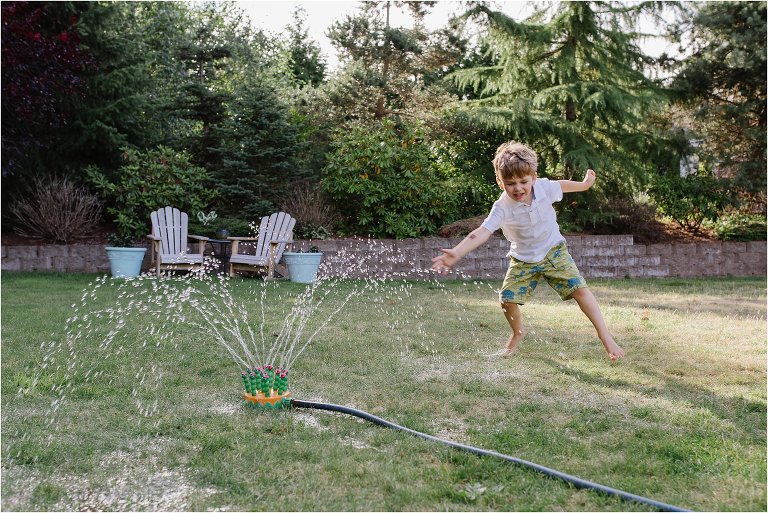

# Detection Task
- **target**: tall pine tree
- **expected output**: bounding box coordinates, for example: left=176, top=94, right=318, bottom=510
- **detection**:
left=451, top=1, right=671, bottom=227
left=284, top=7, right=326, bottom=87
left=668, top=2, right=766, bottom=198
left=212, top=71, right=305, bottom=220
left=324, top=0, right=460, bottom=125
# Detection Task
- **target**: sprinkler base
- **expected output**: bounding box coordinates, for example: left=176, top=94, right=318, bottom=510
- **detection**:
left=244, top=390, right=292, bottom=409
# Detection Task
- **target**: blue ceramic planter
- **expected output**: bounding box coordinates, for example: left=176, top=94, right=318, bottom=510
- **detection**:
left=283, top=252, right=323, bottom=283
left=105, top=247, right=147, bottom=278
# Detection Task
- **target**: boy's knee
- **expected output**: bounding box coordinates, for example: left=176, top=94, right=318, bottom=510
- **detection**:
left=568, top=286, right=589, bottom=300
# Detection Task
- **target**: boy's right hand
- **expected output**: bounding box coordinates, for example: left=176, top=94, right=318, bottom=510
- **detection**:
left=582, top=169, right=597, bottom=189
left=431, top=249, right=460, bottom=274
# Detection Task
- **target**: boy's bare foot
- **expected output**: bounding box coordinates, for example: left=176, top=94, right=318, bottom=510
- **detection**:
left=601, top=334, right=625, bottom=361
left=498, top=332, right=524, bottom=358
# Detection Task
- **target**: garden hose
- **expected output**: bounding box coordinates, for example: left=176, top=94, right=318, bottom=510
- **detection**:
left=290, top=399, right=690, bottom=512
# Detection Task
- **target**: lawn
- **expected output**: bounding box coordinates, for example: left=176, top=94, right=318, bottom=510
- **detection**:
left=1, top=272, right=765, bottom=511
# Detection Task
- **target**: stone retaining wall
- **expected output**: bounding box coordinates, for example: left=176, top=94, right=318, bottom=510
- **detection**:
left=2, top=235, right=765, bottom=279
left=293, top=235, right=766, bottom=279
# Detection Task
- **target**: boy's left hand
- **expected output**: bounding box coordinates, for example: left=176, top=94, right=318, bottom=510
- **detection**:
left=582, top=169, right=596, bottom=189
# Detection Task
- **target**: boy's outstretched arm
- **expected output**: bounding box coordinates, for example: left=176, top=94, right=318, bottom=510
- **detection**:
left=431, top=226, right=492, bottom=273
left=559, top=168, right=597, bottom=193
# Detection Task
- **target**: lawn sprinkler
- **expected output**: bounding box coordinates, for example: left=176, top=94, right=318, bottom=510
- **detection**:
left=241, top=366, right=291, bottom=409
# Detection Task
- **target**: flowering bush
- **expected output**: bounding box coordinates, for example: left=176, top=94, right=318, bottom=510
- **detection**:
left=87, top=146, right=216, bottom=241
left=322, top=120, right=452, bottom=238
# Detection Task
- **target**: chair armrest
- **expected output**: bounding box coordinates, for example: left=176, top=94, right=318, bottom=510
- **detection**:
left=268, top=239, right=293, bottom=244
left=188, top=235, right=209, bottom=241
left=147, top=234, right=160, bottom=241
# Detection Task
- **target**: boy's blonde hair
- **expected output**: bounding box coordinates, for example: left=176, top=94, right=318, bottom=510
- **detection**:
left=493, top=141, right=538, bottom=180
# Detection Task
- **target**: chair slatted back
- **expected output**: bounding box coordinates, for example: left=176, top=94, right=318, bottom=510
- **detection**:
left=254, top=212, right=296, bottom=260
left=151, top=207, right=188, bottom=255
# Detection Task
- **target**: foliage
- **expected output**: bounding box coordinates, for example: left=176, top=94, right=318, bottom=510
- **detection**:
left=667, top=2, right=767, bottom=197
left=280, top=182, right=339, bottom=240
left=648, top=172, right=735, bottom=233
left=163, top=3, right=246, bottom=173
left=435, top=111, right=510, bottom=217
left=283, top=7, right=326, bottom=87
left=323, top=1, right=460, bottom=127
left=1, top=2, right=95, bottom=178
left=106, top=232, right=136, bottom=248
left=9, top=177, right=101, bottom=244
left=431, top=143, right=497, bottom=221
left=56, top=2, right=182, bottom=176
left=211, top=72, right=305, bottom=220
left=450, top=2, right=674, bottom=230
left=322, top=119, right=452, bottom=238
left=706, top=212, right=767, bottom=242
left=86, top=146, right=216, bottom=240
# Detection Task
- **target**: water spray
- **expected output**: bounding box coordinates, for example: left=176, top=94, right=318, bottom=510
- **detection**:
left=27, top=242, right=692, bottom=511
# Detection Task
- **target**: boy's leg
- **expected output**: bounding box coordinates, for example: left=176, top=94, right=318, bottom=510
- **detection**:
left=498, top=256, right=538, bottom=358
left=500, top=302, right=524, bottom=357
left=541, top=242, right=624, bottom=361
left=570, top=288, right=625, bottom=361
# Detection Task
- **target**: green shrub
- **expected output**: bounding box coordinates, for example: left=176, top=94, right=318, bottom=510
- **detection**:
left=322, top=120, right=452, bottom=238
left=433, top=140, right=498, bottom=222
left=707, top=212, right=767, bottom=241
left=86, top=146, right=217, bottom=241
left=648, top=172, right=735, bottom=233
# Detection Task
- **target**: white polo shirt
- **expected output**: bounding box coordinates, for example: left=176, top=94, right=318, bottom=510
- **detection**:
left=480, top=178, right=565, bottom=263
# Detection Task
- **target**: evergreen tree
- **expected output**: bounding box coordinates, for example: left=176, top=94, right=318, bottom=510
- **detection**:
left=212, top=72, right=305, bottom=220
left=451, top=1, right=671, bottom=225
left=667, top=1, right=766, bottom=198
left=324, top=0, right=460, bottom=125
left=164, top=3, right=284, bottom=176
left=58, top=2, right=178, bottom=176
left=166, top=4, right=235, bottom=172
left=284, top=7, right=326, bottom=87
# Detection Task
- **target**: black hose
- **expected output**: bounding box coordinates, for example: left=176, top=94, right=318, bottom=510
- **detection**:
left=290, top=399, right=690, bottom=512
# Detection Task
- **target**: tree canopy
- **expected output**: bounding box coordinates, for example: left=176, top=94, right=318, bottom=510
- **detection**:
left=668, top=1, right=766, bottom=195
left=1, top=1, right=764, bottom=240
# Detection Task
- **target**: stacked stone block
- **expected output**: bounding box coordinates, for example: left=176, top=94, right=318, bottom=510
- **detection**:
left=2, top=236, right=765, bottom=278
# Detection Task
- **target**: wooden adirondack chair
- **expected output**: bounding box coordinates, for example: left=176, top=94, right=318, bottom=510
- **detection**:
left=147, top=207, right=208, bottom=277
left=228, top=212, right=296, bottom=279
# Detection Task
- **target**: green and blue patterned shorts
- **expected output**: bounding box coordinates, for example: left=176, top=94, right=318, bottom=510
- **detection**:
left=500, top=242, right=586, bottom=304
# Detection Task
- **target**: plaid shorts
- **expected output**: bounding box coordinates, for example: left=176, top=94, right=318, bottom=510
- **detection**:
left=500, top=242, right=586, bottom=304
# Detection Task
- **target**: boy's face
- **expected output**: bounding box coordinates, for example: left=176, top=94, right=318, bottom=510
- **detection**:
left=497, top=174, right=536, bottom=204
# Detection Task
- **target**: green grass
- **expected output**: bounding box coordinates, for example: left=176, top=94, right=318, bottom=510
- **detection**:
left=1, top=272, right=765, bottom=511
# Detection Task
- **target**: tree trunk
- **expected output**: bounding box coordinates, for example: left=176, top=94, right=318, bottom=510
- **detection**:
left=375, top=1, right=391, bottom=120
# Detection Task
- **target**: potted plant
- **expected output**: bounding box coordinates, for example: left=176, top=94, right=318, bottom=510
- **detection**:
left=105, top=232, right=147, bottom=278
left=283, top=246, right=323, bottom=284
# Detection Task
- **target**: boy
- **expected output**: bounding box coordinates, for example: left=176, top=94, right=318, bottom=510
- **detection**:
left=431, top=141, right=625, bottom=361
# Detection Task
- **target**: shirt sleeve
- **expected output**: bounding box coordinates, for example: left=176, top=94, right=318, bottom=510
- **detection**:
left=480, top=199, right=504, bottom=233
left=539, top=178, right=563, bottom=203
